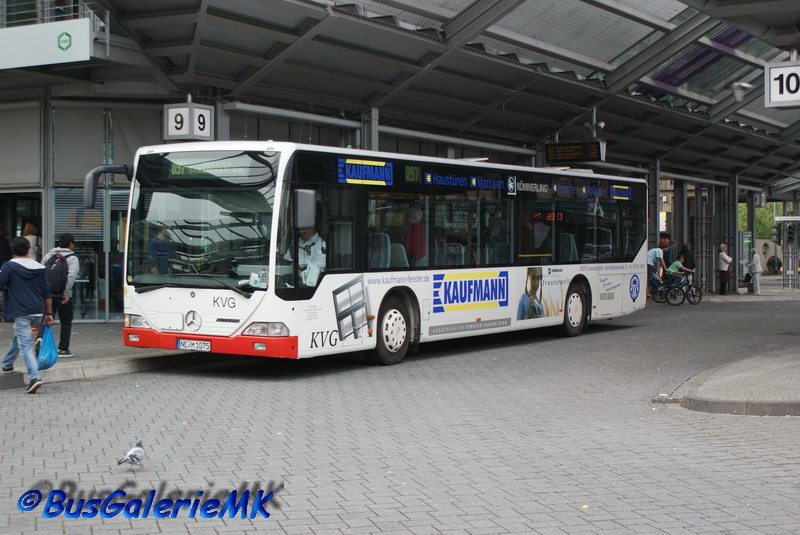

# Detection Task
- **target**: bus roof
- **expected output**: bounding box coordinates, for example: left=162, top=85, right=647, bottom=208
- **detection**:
left=135, top=141, right=647, bottom=184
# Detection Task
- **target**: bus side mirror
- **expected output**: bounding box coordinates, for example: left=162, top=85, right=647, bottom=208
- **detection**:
left=84, top=165, right=131, bottom=208
left=294, top=189, right=316, bottom=229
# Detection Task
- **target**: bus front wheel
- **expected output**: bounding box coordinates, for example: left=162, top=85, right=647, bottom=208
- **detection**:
left=561, top=285, right=586, bottom=337
left=368, top=296, right=410, bottom=365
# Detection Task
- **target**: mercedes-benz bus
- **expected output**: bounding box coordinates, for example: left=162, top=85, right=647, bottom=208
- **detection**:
left=85, top=142, right=647, bottom=365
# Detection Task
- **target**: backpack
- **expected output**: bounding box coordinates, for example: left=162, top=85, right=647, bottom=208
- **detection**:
left=45, top=252, right=74, bottom=296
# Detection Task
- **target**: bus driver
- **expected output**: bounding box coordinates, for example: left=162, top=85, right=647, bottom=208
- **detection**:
left=296, top=227, right=326, bottom=287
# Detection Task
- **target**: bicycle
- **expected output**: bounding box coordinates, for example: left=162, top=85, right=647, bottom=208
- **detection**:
left=650, top=275, right=685, bottom=306
left=675, top=272, right=702, bottom=305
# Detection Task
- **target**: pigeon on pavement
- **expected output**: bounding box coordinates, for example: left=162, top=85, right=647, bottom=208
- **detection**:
left=117, top=440, right=145, bottom=471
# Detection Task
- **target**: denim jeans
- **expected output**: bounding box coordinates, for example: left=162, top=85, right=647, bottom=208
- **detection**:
left=2, top=315, right=41, bottom=382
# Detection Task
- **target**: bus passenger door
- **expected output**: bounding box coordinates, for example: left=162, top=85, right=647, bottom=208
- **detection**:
left=328, top=187, right=368, bottom=348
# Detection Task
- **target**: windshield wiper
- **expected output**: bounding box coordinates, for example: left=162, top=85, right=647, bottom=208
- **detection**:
left=133, top=275, right=253, bottom=298
left=211, top=276, right=253, bottom=298
left=169, top=273, right=254, bottom=298
left=134, top=283, right=181, bottom=294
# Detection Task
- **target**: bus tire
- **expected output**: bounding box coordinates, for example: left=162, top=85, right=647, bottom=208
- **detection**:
left=368, top=296, right=410, bottom=365
left=561, top=285, right=586, bottom=337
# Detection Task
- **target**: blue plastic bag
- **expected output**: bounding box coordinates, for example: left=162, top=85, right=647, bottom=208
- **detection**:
left=37, top=325, right=58, bottom=371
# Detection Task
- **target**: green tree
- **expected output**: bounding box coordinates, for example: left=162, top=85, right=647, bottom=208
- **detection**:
left=738, top=202, right=783, bottom=238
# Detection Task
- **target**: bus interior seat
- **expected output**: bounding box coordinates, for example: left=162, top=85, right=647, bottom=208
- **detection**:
left=389, top=243, right=409, bottom=268
left=367, top=232, right=391, bottom=269
left=441, top=243, right=465, bottom=266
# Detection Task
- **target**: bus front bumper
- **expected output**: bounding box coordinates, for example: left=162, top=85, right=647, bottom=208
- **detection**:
left=123, top=328, right=299, bottom=358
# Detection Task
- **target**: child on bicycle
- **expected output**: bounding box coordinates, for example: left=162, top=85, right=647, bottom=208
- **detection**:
left=666, top=253, right=694, bottom=285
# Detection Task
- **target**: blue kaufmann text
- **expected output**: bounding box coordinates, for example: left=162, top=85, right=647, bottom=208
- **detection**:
left=17, top=489, right=274, bottom=519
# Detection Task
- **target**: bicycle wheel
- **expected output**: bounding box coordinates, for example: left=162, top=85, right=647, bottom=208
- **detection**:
left=651, top=285, right=667, bottom=303
left=667, top=286, right=685, bottom=306
left=686, top=285, right=702, bottom=305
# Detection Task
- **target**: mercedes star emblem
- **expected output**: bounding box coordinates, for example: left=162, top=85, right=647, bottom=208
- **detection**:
left=185, top=310, right=202, bottom=331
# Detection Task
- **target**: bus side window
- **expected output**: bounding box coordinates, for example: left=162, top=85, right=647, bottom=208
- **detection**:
left=329, top=188, right=355, bottom=270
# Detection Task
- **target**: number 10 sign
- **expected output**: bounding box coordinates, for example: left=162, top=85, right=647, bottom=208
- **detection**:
left=164, top=103, right=215, bottom=140
left=766, top=61, right=800, bottom=108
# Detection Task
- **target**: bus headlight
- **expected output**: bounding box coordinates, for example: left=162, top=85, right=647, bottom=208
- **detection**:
left=125, top=314, right=152, bottom=329
left=243, top=322, right=290, bottom=337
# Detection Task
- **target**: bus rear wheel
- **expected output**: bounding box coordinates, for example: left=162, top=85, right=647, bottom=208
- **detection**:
left=561, top=285, right=586, bottom=337
left=367, top=296, right=410, bottom=365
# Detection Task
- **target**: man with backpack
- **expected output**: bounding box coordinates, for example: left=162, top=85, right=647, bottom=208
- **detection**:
left=42, top=233, right=79, bottom=358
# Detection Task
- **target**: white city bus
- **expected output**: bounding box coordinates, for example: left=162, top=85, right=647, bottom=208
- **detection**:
left=85, top=142, right=648, bottom=365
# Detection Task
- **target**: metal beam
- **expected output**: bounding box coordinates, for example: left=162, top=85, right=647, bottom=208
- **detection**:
left=636, top=75, right=715, bottom=105
left=223, top=101, right=537, bottom=155
left=370, top=0, right=525, bottom=109
left=223, top=102, right=361, bottom=129
left=695, top=0, right=799, bottom=18
left=707, top=79, right=764, bottom=124
left=779, top=117, right=800, bottom=144
left=604, top=13, right=720, bottom=95
left=773, top=181, right=800, bottom=196
left=695, top=36, right=769, bottom=68
left=186, top=0, right=210, bottom=78
left=83, top=1, right=182, bottom=93
left=228, top=10, right=335, bottom=98
left=483, top=27, right=612, bottom=72
left=370, top=0, right=612, bottom=71
left=576, top=0, right=674, bottom=31
left=117, top=10, right=198, bottom=29
left=379, top=125, right=536, bottom=155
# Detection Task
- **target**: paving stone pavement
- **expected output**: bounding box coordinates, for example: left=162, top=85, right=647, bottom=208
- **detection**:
left=1, top=300, right=800, bottom=534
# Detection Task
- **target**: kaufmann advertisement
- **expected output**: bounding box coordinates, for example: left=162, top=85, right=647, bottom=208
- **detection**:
left=0, top=19, right=90, bottom=70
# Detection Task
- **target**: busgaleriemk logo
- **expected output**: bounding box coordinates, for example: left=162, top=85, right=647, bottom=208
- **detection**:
left=57, top=32, right=72, bottom=51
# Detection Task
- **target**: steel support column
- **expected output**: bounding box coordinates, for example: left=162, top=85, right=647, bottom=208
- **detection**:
left=674, top=179, right=687, bottom=246
left=362, top=108, right=379, bottom=150
left=215, top=101, right=230, bottom=141
left=694, top=185, right=713, bottom=292
left=648, top=162, right=660, bottom=248
left=728, top=175, right=739, bottom=287
left=709, top=185, right=718, bottom=292
left=746, top=190, right=756, bottom=250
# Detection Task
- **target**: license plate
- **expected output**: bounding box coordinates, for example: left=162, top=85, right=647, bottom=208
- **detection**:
left=177, top=339, right=211, bottom=352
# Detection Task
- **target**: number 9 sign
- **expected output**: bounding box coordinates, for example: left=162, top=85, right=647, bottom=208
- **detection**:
left=164, top=104, right=214, bottom=140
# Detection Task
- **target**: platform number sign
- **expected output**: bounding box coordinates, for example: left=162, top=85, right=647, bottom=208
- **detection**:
left=766, top=61, right=800, bottom=108
left=164, top=103, right=214, bottom=140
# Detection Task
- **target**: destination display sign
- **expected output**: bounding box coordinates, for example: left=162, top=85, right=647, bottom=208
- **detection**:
left=544, top=141, right=604, bottom=163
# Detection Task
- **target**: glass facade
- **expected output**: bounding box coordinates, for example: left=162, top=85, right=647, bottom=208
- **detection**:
left=53, top=187, right=128, bottom=320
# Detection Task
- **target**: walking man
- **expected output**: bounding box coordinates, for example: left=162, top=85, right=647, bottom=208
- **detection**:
left=43, top=233, right=79, bottom=358
left=0, top=236, right=54, bottom=393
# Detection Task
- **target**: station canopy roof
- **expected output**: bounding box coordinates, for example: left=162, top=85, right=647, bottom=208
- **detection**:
left=5, top=0, right=800, bottom=199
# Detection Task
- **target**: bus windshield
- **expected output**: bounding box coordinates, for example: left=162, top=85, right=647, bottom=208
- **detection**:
left=126, top=150, right=280, bottom=292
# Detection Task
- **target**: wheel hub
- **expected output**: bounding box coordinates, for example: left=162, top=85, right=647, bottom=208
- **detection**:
left=382, top=309, right=407, bottom=353
left=567, top=293, right=583, bottom=327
